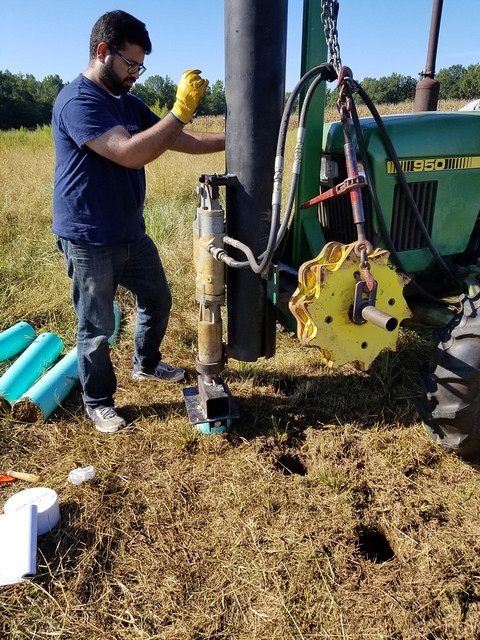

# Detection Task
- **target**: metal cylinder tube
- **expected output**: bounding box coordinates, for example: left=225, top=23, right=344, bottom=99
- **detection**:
left=361, top=305, right=398, bottom=332
left=414, top=0, right=443, bottom=111
left=224, top=0, right=288, bottom=361
left=193, top=201, right=226, bottom=377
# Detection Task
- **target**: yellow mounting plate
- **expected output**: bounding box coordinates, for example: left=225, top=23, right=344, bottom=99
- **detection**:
left=289, top=242, right=412, bottom=369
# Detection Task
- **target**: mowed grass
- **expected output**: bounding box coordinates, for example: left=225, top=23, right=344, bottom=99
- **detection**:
left=1, top=105, right=480, bottom=639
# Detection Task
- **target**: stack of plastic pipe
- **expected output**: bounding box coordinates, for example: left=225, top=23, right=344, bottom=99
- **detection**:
left=11, top=302, right=122, bottom=422
left=0, top=332, right=64, bottom=412
left=11, top=347, right=77, bottom=422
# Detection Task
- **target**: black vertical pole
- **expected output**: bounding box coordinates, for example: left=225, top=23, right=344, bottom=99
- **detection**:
left=224, top=0, right=288, bottom=361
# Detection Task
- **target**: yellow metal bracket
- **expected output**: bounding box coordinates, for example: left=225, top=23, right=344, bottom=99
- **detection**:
left=289, top=242, right=412, bottom=369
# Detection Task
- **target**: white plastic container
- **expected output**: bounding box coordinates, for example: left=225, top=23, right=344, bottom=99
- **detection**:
left=4, top=487, right=60, bottom=535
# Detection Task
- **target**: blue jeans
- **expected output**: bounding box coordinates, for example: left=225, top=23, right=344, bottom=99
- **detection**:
left=57, top=234, right=172, bottom=408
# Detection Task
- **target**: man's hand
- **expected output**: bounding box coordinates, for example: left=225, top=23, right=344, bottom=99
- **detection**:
left=171, top=69, right=209, bottom=124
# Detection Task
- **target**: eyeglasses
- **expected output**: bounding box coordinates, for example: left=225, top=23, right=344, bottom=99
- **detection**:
left=112, top=50, right=146, bottom=77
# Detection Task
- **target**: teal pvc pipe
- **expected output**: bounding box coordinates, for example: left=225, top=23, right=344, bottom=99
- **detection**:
left=0, top=322, right=36, bottom=362
left=108, top=301, right=122, bottom=346
left=13, top=303, right=122, bottom=421
left=13, top=347, right=78, bottom=421
left=0, top=333, right=64, bottom=407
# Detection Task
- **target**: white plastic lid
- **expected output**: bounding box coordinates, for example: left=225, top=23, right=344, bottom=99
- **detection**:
left=4, top=487, right=60, bottom=535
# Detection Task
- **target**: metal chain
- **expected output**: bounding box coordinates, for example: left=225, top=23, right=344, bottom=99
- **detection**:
left=322, top=2, right=374, bottom=280
left=321, top=0, right=342, bottom=76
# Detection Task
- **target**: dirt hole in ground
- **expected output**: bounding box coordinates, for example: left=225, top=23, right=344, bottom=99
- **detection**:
left=275, top=453, right=307, bottom=476
left=356, top=525, right=395, bottom=563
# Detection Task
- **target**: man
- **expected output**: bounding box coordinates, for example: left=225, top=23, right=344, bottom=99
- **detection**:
left=52, top=10, right=225, bottom=433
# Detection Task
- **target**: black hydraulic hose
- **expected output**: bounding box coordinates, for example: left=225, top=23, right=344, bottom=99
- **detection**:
left=276, top=63, right=337, bottom=171
left=224, top=63, right=336, bottom=273
left=354, top=81, right=456, bottom=286
left=349, top=98, right=454, bottom=307
left=274, top=71, right=331, bottom=250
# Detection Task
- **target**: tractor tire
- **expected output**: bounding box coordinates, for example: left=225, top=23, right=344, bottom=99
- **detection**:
left=418, top=292, right=480, bottom=461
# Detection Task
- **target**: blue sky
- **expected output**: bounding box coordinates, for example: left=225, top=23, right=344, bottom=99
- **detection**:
left=2, top=0, right=479, bottom=90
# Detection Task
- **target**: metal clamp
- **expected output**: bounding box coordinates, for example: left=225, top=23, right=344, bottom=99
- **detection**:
left=353, top=278, right=398, bottom=332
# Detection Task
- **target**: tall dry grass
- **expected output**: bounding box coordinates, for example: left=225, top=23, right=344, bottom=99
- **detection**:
left=0, top=126, right=75, bottom=346
left=1, top=103, right=480, bottom=639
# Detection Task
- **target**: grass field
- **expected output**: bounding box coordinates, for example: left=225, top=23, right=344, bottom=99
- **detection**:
left=1, top=103, right=480, bottom=639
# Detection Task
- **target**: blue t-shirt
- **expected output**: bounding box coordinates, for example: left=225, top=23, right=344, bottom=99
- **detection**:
left=52, top=74, right=160, bottom=245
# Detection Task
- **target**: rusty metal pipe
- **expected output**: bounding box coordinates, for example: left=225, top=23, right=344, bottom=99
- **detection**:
left=414, top=0, right=443, bottom=111
left=424, top=0, right=444, bottom=79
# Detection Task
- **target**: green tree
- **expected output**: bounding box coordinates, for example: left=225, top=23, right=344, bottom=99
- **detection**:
left=325, top=86, right=340, bottom=110
left=359, top=76, right=381, bottom=102
left=198, top=79, right=225, bottom=115
left=131, top=82, right=156, bottom=107
left=0, top=70, right=64, bottom=129
left=133, top=75, right=225, bottom=116
left=0, top=71, right=39, bottom=128
left=132, top=75, right=177, bottom=110
left=146, top=75, right=176, bottom=110
left=39, top=74, right=65, bottom=103
left=436, top=64, right=465, bottom=99
left=458, top=64, right=480, bottom=100
left=360, top=73, right=416, bottom=104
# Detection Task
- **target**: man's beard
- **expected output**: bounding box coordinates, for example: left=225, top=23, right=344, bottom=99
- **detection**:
left=100, top=58, right=133, bottom=95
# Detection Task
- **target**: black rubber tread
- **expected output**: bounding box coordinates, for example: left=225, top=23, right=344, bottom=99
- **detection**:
left=417, top=292, right=480, bottom=461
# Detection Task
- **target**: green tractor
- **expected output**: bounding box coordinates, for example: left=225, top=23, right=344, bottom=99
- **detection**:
left=276, top=1, right=480, bottom=459
left=187, top=0, right=480, bottom=460
left=283, top=97, right=480, bottom=460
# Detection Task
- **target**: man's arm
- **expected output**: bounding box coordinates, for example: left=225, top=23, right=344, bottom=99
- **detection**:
left=85, top=114, right=225, bottom=169
left=84, top=113, right=186, bottom=170
left=170, top=129, right=225, bottom=154
left=84, top=69, right=223, bottom=169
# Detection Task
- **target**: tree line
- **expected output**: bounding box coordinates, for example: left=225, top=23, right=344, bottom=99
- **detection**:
left=1, top=64, right=480, bottom=130
left=325, top=64, right=480, bottom=108
left=131, top=76, right=226, bottom=117
left=0, top=70, right=226, bottom=130
left=0, top=72, right=65, bottom=129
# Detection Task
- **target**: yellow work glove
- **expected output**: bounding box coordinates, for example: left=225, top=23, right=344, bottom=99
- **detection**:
left=170, top=69, right=209, bottom=124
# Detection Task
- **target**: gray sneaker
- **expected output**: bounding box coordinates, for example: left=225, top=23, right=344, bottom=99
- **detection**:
left=86, top=405, right=126, bottom=433
left=132, top=360, right=185, bottom=383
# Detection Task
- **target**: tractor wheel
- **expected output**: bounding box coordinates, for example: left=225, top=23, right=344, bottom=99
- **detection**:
left=418, top=292, right=480, bottom=461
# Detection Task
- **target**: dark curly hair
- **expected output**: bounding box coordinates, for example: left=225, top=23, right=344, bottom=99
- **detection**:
left=89, top=10, right=152, bottom=58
